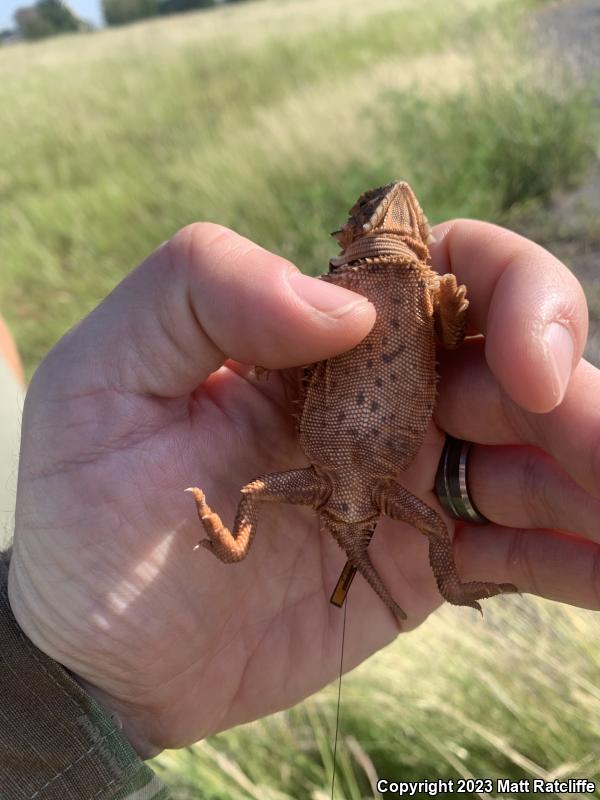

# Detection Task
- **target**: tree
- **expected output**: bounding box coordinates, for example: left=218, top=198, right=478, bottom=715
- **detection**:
left=102, top=0, right=159, bottom=26
left=0, top=28, right=16, bottom=43
left=37, top=0, right=81, bottom=31
left=14, top=1, right=84, bottom=40
left=15, top=6, right=51, bottom=39
left=158, top=0, right=215, bottom=14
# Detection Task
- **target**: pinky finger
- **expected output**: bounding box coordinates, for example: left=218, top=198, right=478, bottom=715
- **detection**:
left=455, top=524, right=600, bottom=610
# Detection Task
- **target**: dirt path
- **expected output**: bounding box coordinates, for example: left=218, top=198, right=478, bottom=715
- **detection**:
left=535, top=0, right=600, bottom=81
left=521, top=0, right=600, bottom=364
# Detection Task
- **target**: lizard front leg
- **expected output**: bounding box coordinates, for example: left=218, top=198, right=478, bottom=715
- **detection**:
left=430, top=272, right=469, bottom=350
left=186, top=467, right=329, bottom=562
left=375, top=481, right=517, bottom=611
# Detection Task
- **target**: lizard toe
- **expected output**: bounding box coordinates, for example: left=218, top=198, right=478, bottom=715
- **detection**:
left=194, top=538, right=214, bottom=552
left=391, top=601, right=408, bottom=621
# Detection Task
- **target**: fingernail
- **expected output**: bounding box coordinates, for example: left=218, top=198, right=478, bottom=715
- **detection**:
left=288, top=271, right=370, bottom=318
left=543, top=322, right=574, bottom=404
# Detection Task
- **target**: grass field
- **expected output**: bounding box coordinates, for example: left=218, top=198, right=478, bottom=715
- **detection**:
left=153, top=598, right=600, bottom=799
left=2, top=0, right=600, bottom=797
left=0, top=0, right=596, bottom=376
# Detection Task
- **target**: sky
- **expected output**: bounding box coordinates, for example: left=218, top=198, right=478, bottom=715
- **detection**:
left=0, top=0, right=103, bottom=29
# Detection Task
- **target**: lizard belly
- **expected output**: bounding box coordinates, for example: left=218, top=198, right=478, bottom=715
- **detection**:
left=299, top=263, right=436, bottom=478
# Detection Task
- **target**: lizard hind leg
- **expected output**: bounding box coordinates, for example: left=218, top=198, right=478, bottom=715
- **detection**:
left=375, top=480, right=517, bottom=612
left=341, top=529, right=408, bottom=624
left=186, top=467, right=329, bottom=563
left=429, top=532, right=517, bottom=613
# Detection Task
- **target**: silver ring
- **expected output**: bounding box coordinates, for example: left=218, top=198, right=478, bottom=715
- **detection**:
left=435, top=436, right=488, bottom=524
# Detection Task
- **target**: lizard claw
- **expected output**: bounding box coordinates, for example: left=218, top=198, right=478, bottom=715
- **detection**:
left=391, top=601, right=408, bottom=621
left=471, top=601, right=483, bottom=617
left=253, top=365, right=270, bottom=380
left=194, top=539, right=214, bottom=552
left=185, top=487, right=212, bottom=519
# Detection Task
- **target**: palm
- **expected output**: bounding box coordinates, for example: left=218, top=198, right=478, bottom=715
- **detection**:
left=10, top=220, right=598, bottom=760
left=13, top=358, right=445, bottom=753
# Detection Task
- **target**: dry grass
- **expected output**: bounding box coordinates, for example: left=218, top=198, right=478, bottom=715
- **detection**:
left=154, top=598, right=600, bottom=798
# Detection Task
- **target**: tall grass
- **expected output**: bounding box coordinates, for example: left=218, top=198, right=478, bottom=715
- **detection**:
left=0, top=0, right=595, bottom=374
left=153, top=598, right=600, bottom=799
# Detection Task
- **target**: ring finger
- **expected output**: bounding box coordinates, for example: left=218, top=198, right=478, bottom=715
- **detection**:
left=465, top=443, right=600, bottom=543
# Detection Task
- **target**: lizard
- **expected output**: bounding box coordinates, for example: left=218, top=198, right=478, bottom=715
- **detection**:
left=186, top=181, right=516, bottom=623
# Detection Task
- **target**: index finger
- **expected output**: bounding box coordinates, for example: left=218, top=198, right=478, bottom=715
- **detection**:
left=430, top=220, right=589, bottom=413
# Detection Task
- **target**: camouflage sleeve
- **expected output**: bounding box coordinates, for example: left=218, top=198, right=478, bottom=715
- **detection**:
left=0, top=548, right=171, bottom=799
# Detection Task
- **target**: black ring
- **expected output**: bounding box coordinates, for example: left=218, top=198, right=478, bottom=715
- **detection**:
left=435, top=436, right=488, bottom=524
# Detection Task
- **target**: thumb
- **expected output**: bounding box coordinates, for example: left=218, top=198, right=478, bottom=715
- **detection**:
left=43, top=223, right=375, bottom=398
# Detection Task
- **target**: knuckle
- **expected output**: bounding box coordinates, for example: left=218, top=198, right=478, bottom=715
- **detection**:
left=505, top=527, right=540, bottom=596
left=175, top=221, right=230, bottom=246
left=498, top=386, right=531, bottom=442
left=166, top=222, right=235, bottom=272
left=518, top=447, right=559, bottom=529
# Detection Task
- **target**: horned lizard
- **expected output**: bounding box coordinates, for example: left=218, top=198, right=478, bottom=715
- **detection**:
left=186, top=181, right=516, bottom=622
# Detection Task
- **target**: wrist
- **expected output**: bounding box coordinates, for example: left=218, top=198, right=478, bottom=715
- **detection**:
left=1, top=549, right=166, bottom=796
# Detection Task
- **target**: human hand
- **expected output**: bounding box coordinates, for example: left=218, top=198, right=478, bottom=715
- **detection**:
left=8, top=221, right=599, bottom=759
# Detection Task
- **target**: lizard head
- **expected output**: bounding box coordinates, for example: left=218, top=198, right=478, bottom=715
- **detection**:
left=331, top=181, right=435, bottom=253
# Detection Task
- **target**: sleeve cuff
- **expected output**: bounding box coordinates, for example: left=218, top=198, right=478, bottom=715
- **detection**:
left=0, top=548, right=170, bottom=800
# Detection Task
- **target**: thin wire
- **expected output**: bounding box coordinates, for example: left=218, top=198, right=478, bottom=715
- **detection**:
left=330, top=599, right=348, bottom=800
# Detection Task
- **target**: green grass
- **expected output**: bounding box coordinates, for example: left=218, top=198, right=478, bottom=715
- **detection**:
left=152, top=598, right=600, bottom=799
left=0, top=0, right=596, bottom=375
left=2, top=1, right=600, bottom=797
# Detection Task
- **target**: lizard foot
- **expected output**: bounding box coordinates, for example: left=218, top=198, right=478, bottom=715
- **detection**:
left=428, top=529, right=517, bottom=612
left=185, top=487, right=249, bottom=562
left=185, top=468, right=327, bottom=565
left=439, top=580, right=518, bottom=615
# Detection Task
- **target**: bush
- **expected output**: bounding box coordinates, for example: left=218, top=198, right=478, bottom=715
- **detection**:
left=374, top=75, right=597, bottom=221
left=102, top=0, right=159, bottom=26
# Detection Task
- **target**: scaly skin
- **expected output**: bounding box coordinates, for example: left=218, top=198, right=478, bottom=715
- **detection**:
left=187, top=182, right=516, bottom=624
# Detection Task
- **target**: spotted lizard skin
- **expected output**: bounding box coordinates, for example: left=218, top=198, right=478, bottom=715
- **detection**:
left=186, top=182, right=516, bottom=623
